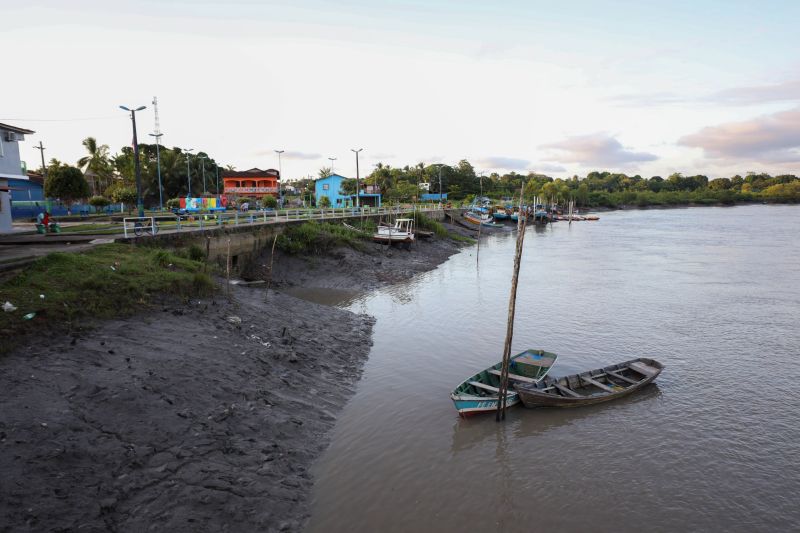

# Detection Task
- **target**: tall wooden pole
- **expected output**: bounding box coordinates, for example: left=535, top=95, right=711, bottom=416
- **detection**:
left=476, top=174, right=483, bottom=265
left=496, top=181, right=529, bottom=421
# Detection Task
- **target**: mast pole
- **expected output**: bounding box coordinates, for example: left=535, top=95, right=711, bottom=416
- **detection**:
left=496, top=180, right=529, bottom=421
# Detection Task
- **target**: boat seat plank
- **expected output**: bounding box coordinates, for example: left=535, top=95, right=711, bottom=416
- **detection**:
left=629, top=362, right=658, bottom=376
left=605, top=369, right=639, bottom=385
left=468, top=381, right=500, bottom=393
left=580, top=375, right=616, bottom=393
left=488, top=369, right=538, bottom=384
left=552, top=382, right=582, bottom=398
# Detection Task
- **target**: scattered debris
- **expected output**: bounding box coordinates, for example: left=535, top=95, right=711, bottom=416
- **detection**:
left=2, top=302, right=16, bottom=313
left=226, top=316, right=242, bottom=325
left=23, top=312, right=36, bottom=320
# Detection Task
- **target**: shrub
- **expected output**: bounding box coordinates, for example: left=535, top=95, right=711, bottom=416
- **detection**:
left=262, top=195, right=278, bottom=209
left=89, top=195, right=110, bottom=208
left=187, top=244, right=206, bottom=262
left=166, top=198, right=181, bottom=209
left=318, top=196, right=331, bottom=208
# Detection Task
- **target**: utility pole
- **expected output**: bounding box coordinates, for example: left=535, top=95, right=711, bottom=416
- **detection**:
left=34, top=141, right=46, bottom=185
left=215, top=165, right=220, bottom=195
left=199, top=155, right=208, bottom=195
left=120, top=105, right=147, bottom=218
left=183, top=148, right=194, bottom=196
left=149, top=132, right=164, bottom=211
left=351, top=148, right=363, bottom=207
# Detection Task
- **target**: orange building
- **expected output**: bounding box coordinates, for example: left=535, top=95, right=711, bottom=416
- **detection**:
left=222, top=168, right=280, bottom=198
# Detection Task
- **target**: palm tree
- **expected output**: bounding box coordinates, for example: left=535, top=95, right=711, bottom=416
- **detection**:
left=77, top=137, right=112, bottom=195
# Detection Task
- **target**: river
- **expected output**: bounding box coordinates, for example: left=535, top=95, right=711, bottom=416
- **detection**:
left=304, top=204, right=800, bottom=533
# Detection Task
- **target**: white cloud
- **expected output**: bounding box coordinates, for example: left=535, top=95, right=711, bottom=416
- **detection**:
left=541, top=133, right=658, bottom=167
left=678, top=107, right=800, bottom=162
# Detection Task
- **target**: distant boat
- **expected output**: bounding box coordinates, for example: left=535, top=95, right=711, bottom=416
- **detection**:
left=373, top=217, right=415, bottom=245
left=464, top=210, right=503, bottom=227
left=451, top=350, right=558, bottom=416
left=492, top=206, right=510, bottom=221
left=514, top=357, right=663, bottom=408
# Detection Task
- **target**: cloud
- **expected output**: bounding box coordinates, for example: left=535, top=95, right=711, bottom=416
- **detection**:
left=253, top=149, right=321, bottom=160
left=531, top=163, right=567, bottom=173
left=610, top=79, right=800, bottom=107
left=368, top=152, right=397, bottom=160
left=474, top=156, right=531, bottom=170
left=541, top=133, right=658, bottom=166
left=708, top=79, right=800, bottom=105
left=678, top=106, right=800, bottom=162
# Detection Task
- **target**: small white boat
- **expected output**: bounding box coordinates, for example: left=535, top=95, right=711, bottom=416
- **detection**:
left=373, top=217, right=415, bottom=244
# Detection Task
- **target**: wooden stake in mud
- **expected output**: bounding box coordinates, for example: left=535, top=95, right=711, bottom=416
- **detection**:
left=476, top=174, right=483, bottom=266
left=496, top=181, right=529, bottom=421
left=226, top=237, right=232, bottom=300
left=265, top=232, right=278, bottom=302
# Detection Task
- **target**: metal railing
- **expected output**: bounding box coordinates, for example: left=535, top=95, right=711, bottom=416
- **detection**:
left=128, top=204, right=445, bottom=237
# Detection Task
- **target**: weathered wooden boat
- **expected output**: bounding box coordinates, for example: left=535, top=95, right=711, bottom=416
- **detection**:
left=451, top=350, right=558, bottom=416
left=464, top=210, right=504, bottom=227
left=514, top=357, right=663, bottom=408
left=373, top=218, right=415, bottom=244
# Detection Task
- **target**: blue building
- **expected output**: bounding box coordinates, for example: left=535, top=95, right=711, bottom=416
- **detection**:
left=315, top=174, right=382, bottom=208
left=315, top=174, right=348, bottom=207
left=0, top=122, right=35, bottom=232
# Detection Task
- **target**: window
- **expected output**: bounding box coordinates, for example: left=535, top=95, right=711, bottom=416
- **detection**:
left=0, top=138, right=4, bottom=157
left=323, top=184, right=329, bottom=190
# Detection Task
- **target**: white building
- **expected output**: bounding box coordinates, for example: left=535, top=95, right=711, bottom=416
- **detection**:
left=0, top=123, right=35, bottom=233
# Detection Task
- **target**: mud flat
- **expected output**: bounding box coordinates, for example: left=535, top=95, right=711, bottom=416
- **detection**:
left=0, top=225, right=472, bottom=532
left=0, top=288, right=373, bottom=532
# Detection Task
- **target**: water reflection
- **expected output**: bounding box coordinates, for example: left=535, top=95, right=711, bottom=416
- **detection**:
left=450, top=384, right=662, bottom=455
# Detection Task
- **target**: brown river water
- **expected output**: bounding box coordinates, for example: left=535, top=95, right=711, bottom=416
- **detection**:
left=303, top=205, right=800, bottom=533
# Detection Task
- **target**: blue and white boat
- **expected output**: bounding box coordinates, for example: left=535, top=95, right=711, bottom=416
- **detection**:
left=450, top=350, right=558, bottom=416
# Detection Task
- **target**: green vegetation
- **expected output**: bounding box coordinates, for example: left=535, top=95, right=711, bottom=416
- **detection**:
left=0, top=244, right=214, bottom=355
left=277, top=222, right=368, bottom=255
left=44, top=165, right=91, bottom=205
left=88, top=195, right=110, bottom=208
left=360, top=160, right=800, bottom=207
left=262, top=195, right=278, bottom=209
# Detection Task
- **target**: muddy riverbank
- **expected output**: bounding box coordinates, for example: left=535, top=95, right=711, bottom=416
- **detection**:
left=0, top=226, right=473, bottom=532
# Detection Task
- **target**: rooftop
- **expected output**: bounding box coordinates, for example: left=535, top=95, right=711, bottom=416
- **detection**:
left=221, top=167, right=280, bottom=179
left=0, top=123, right=35, bottom=135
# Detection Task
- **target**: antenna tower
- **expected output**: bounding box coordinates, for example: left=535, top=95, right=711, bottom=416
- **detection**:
left=152, top=96, right=161, bottom=142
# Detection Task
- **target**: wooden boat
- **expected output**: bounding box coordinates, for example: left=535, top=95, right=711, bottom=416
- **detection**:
left=514, top=357, right=663, bottom=408
left=464, top=210, right=503, bottom=227
left=373, top=218, right=415, bottom=244
left=451, top=350, right=558, bottom=416
left=492, top=206, right=509, bottom=221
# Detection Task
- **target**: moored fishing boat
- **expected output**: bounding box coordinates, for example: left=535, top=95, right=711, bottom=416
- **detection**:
left=451, top=350, right=558, bottom=416
left=463, top=210, right=503, bottom=227
left=373, top=217, right=415, bottom=244
left=514, top=357, right=663, bottom=408
left=492, top=206, right=509, bottom=221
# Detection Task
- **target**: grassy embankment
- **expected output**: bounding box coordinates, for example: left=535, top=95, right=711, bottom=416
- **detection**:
left=0, top=243, right=214, bottom=355
left=276, top=213, right=472, bottom=255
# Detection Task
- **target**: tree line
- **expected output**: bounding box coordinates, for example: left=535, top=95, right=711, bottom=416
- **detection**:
left=42, top=137, right=227, bottom=207
left=330, top=161, right=799, bottom=207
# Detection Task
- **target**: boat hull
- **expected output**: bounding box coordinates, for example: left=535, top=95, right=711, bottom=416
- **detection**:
left=451, top=393, right=520, bottom=416
left=515, top=358, right=663, bottom=408
left=450, top=349, right=558, bottom=416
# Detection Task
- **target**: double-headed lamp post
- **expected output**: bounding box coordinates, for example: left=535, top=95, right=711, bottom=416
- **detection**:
left=119, top=105, right=147, bottom=218
left=274, top=149, right=284, bottom=206
left=148, top=132, right=164, bottom=211
left=328, top=156, right=337, bottom=174
left=351, top=148, right=363, bottom=207
left=183, top=148, right=194, bottom=196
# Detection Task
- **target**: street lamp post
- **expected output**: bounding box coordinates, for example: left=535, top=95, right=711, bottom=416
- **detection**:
left=351, top=148, right=362, bottom=207
left=328, top=157, right=337, bottom=174
left=274, top=149, right=284, bottom=207
left=215, top=165, right=220, bottom=195
left=120, top=105, right=147, bottom=218
left=183, top=148, right=194, bottom=196
left=199, top=155, right=208, bottom=195
left=148, top=132, right=164, bottom=211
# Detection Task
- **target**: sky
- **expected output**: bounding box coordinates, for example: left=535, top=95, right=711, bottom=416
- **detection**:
left=3, top=0, right=800, bottom=181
